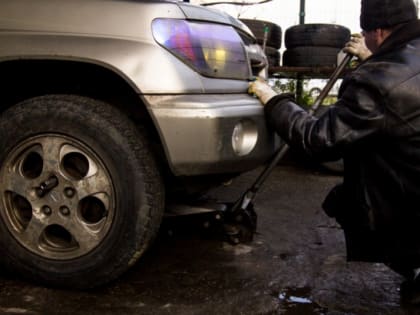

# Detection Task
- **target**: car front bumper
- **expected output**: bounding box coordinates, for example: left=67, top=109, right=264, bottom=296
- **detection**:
left=143, top=93, right=280, bottom=176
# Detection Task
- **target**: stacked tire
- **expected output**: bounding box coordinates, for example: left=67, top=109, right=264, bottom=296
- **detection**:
left=240, top=19, right=282, bottom=67
left=283, top=24, right=350, bottom=67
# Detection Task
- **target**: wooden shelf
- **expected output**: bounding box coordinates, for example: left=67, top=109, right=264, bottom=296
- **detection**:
left=268, top=66, right=350, bottom=79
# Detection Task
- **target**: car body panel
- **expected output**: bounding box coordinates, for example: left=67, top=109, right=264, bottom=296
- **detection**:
left=144, top=93, right=277, bottom=175
left=0, top=0, right=277, bottom=176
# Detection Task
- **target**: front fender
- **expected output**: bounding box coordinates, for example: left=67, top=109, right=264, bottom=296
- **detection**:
left=0, top=34, right=207, bottom=94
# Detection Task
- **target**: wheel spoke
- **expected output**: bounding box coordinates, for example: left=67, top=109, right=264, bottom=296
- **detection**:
left=66, top=218, right=102, bottom=252
left=39, top=137, right=63, bottom=173
left=1, top=145, right=43, bottom=200
left=2, top=171, right=35, bottom=200
left=20, top=214, right=48, bottom=250
left=74, top=171, right=112, bottom=200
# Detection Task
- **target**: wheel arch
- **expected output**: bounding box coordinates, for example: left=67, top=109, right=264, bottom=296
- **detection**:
left=0, top=58, right=166, bottom=161
left=0, top=58, right=174, bottom=186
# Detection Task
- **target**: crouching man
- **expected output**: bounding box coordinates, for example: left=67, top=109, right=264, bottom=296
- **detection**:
left=250, top=0, right=420, bottom=305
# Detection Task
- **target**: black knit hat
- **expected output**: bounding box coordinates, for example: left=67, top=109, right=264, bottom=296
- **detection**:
left=360, top=0, right=418, bottom=31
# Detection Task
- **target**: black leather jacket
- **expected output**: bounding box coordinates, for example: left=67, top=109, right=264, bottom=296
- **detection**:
left=265, top=20, right=420, bottom=264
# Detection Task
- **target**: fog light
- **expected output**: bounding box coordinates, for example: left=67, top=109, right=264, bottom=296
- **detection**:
left=232, top=120, right=258, bottom=156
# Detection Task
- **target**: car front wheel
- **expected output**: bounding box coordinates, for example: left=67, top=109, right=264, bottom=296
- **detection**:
left=0, top=95, right=164, bottom=288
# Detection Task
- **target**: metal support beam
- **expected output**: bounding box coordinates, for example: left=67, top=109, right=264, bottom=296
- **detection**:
left=299, top=0, right=306, bottom=24
left=296, top=0, right=306, bottom=103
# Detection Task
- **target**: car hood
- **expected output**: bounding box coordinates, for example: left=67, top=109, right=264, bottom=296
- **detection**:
left=176, top=2, right=255, bottom=38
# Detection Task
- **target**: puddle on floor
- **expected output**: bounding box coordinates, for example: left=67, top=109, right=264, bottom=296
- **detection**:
left=278, top=287, right=328, bottom=314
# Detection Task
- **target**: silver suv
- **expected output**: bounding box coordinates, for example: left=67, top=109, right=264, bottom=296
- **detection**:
left=0, top=0, right=277, bottom=288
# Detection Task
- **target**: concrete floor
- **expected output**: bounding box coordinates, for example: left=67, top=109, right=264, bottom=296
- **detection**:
left=0, top=161, right=418, bottom=315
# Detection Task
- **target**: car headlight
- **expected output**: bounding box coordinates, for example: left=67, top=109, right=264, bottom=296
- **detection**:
left=152, top=18, right=250, bottom=80
left=232, top=120, right=258, bottom=156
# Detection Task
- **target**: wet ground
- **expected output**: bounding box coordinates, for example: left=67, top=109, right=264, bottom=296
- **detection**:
left=0, top=158, right=419, bottom=314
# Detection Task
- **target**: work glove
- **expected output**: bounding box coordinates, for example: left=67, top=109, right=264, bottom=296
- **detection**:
left=343, top=33, right=371, bottom=61
left=248, top=78, right=277, bottom=105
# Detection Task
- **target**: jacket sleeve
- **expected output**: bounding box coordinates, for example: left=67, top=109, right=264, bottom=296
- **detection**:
left=264, top=78, right=386, bottom=160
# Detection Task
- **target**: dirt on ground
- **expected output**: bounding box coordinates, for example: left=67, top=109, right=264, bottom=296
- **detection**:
left=0, top=159, right=418, bottom=315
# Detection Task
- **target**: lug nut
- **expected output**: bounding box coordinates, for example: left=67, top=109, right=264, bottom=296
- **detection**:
left=42, top=206, right=52, bottom=216
left=60, top=206, right=70, bottom=216
left=64, top=187, right=75, bottom=198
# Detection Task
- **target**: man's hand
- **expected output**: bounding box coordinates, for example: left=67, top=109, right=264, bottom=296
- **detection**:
left=343, top=33, right=372, bottom=61
left=248, top=78, right=277, bottom=105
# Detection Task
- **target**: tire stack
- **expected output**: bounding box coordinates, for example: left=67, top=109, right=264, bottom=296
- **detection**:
left=282, top=23, right=350, bottom=67
left=240, top=19, right=282, bottom=67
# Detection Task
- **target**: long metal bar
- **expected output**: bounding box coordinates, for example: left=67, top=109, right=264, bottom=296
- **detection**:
left=308, top=53, right=352, bottom=114
left=296, top=0, right=305, bottom=103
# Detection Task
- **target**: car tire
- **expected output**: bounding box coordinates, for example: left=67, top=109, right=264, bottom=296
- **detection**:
left=0, top=95, right=165, bottom=288
left=240, top=19, right=282, bottom=49
left=284, top=23, right=350, bottom=49
left=282, top=46, right=341, bottom=67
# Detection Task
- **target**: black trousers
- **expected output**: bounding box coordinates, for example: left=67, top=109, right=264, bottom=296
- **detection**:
left=323, top=184, right=386, bottom=263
